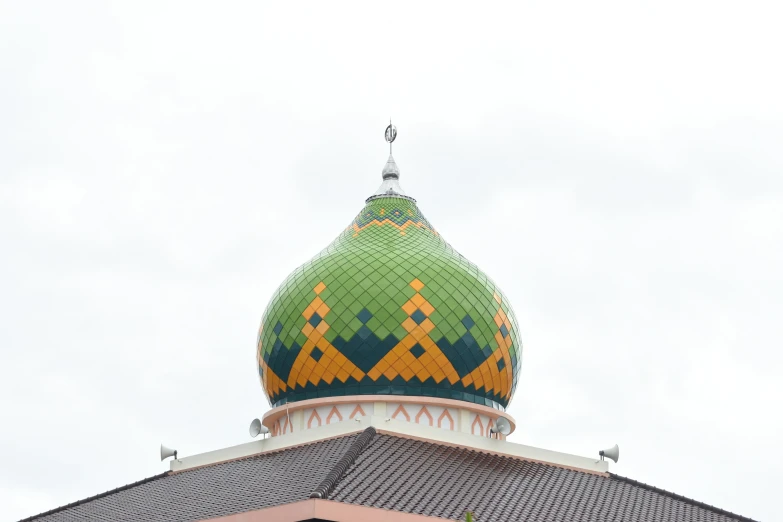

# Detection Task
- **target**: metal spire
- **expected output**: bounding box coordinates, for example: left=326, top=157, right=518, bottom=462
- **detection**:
left=385, top=119, right=397, bottom=155
left=367, top=121, right=414, bottom=202
left=381, top=120, right=400, bottom=181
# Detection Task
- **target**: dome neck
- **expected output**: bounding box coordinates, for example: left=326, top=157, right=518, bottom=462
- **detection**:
left=367, top=153, right=416, bottom=203
left=382, top=154, right=400, bottom=180
left=261, top=395, right=513, bottom=440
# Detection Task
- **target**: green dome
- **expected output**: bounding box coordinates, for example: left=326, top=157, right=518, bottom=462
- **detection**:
left=257, top=185, right=522, bottom=410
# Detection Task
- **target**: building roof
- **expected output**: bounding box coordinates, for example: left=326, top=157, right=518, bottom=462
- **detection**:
left=22, top=428, right=755, bottom=522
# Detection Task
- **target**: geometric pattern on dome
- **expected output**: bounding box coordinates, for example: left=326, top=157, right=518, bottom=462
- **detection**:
left=257, top=196, right=522, bottom=410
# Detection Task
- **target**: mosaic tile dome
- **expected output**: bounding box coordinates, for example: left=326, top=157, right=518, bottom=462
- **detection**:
left=257, top=158, right=522, bottom=410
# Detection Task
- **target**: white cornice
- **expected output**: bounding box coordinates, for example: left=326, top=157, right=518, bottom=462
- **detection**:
left=170, top=414, right=608, bottom=475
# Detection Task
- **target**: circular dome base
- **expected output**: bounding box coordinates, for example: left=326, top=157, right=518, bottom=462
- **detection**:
left=261, top=395, right=516, bottom=438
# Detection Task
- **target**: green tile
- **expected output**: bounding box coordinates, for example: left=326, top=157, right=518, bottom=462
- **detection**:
left=257, top=193, right=522, bottom=410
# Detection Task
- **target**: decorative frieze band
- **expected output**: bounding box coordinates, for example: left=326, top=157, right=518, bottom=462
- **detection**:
left=265, top=396, right=510, bottom=440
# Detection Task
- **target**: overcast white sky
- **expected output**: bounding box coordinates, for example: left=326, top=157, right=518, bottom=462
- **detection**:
left=1, top=1, right=782, bottom=520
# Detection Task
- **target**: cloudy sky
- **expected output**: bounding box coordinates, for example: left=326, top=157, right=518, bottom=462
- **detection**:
left=1, top=1, right=781, bottom=520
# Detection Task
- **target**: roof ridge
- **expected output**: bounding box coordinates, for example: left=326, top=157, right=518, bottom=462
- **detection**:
left=608, top=473, right=758, bottom=522
left=17, top=471, right=170, bottom=522
left=310, top=426, right=377, bottom=499
left=376, top=429, right=608, bottom=477
left=170, top=430, right=367, bottom=475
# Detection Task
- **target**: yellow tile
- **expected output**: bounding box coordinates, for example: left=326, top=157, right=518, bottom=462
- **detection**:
left=322, top=372, right=335, bottom=384
left=287, top=361, right=305, bottom=388
left=316, top=320, right=330, bottom=334
left=402, top=318, right=417, bottom=332
left=383, top=367, right=397, bottom=381
left=408, top=360, right=425, bottom=373
left=302, top=323, right=314, bottom=337
left=410, top=278, right=425, bottom=291
left=392, top=358, right=407, bottom=372
left=400, top=367, right=415, bottom=381
left=314, top=281, right=326, bottom=295
left=400, top=351, right=416, bottom=366
left=367, top=368, right=382, bottom=381
left=402, top=301, right=418, bottom=315
left=336, top=369, right=350, bottom=382
left=419, top=352, right=434, bottom=366
left=420, top=319, right=435, bottom=333
left=302, top=305, right=315, bottom=320
left=410, top=294, right=425, bottom=307
left=327, top=360, right=341, bottom=374
left=316, top=301, right=330, bottom=317
left=419, top=337, right=435, bottom=349
left=402, top=336, right=418, bottom=348
left=419, top=302, right=435, bottom=316
left=416, top=368, right=430, bottom=381
left=351, top=368, right=366, bottom=381
left=432, top=370, right=446, bottom=383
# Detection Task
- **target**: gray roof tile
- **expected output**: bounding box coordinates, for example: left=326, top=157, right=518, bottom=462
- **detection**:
left=332, top=434, right=756, bottom=522
left=22, top=434, right=358, bottom=522
left=21, top=431, right=756, bottom=522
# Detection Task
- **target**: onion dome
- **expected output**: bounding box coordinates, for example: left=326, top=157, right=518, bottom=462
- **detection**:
left=257, top=128, right=521, bottom=410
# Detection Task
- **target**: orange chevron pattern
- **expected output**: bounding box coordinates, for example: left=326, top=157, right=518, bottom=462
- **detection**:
left=286, top=285, right=365, bottom=389
left=461, top=299, right=514, bottom=400
left=366, top=278, right=460, bottom=384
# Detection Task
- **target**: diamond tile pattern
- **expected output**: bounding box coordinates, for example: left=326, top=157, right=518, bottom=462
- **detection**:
left=257, top=195, right=522, bottom=409
left=24, top=433, right=756, bottom=522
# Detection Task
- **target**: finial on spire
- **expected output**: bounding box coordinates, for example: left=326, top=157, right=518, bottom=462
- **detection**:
left=385, top=119, right=397, bottom=154
left=382, top=120, right=400, bottom=181
left=367, top=120, right=414, bottom=202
